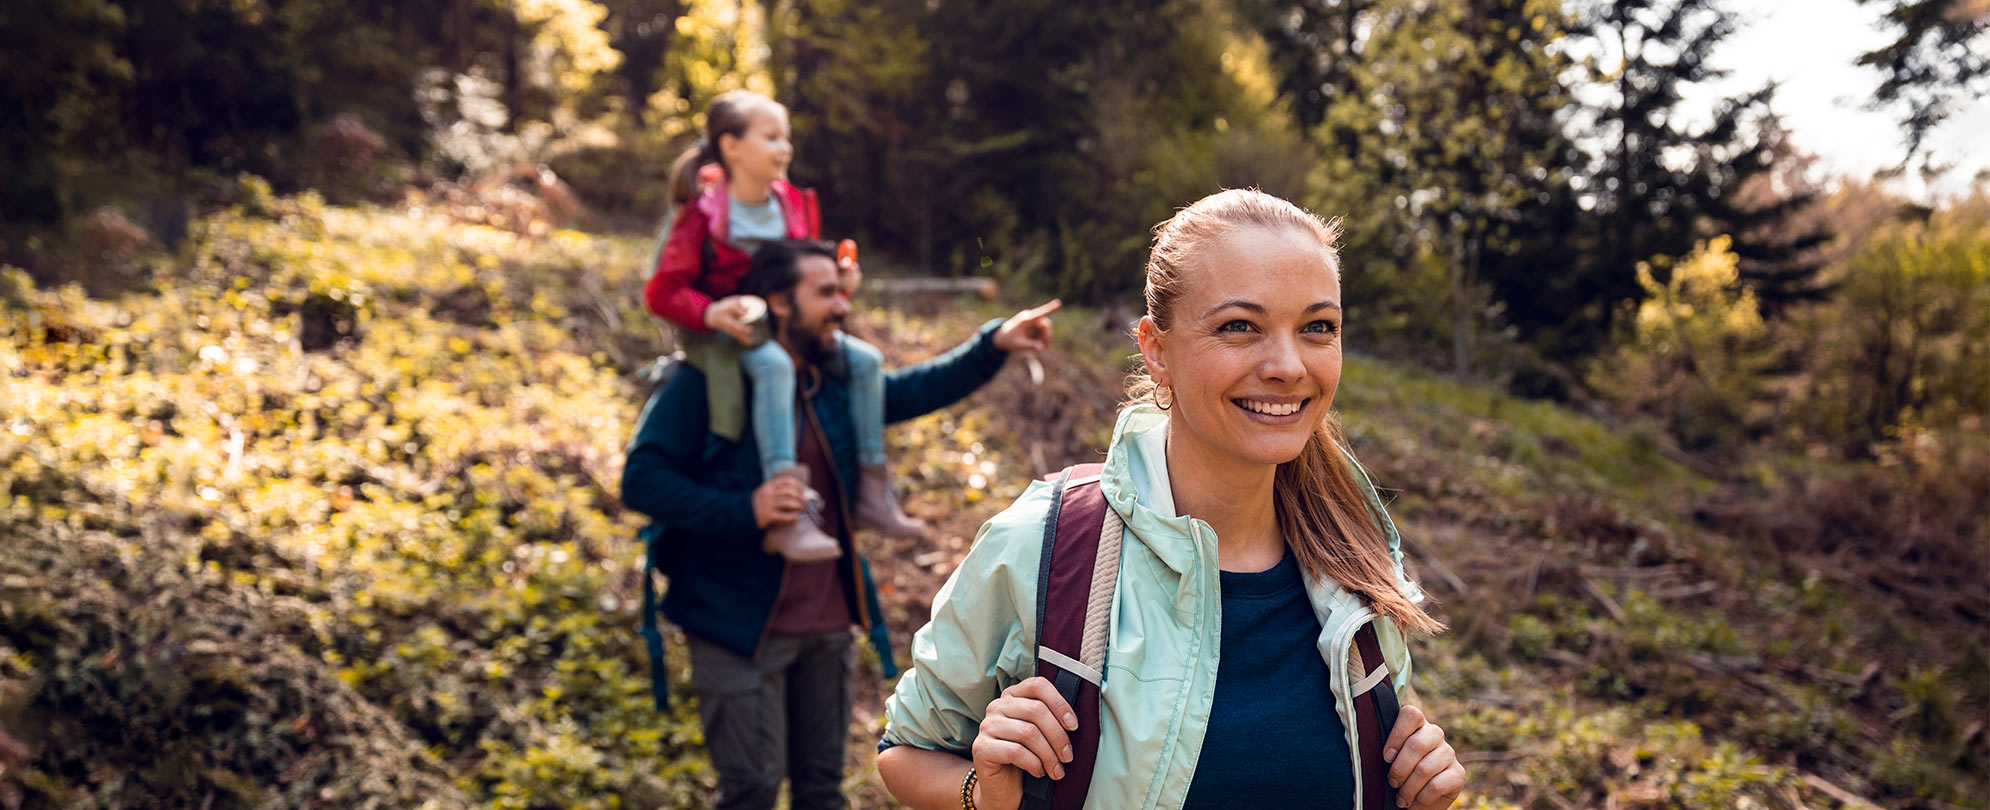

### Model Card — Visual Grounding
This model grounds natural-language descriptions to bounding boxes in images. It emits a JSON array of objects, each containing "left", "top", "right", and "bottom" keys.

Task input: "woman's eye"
[
  {"left": 1218, "top": 320, "right": 1254, "bottom": 333},
  {"left": 1303, "top": 320, "right": 1340, "bottom": 335}
]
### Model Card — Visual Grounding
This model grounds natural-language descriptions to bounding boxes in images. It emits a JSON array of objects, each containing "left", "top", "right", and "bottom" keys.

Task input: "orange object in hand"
[{"left": 837, "top": 239, "right": 858, "bottom": 269}]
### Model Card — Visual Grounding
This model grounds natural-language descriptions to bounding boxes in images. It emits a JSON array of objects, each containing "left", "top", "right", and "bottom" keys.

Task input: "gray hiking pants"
[{"left": 687, "top": 631, "right": 855, "bottom": 810}]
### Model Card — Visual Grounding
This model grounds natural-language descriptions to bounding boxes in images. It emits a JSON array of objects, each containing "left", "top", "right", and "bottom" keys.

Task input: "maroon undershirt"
[{"left": 766, "top": 395, "right": 853, "bottom": 634}]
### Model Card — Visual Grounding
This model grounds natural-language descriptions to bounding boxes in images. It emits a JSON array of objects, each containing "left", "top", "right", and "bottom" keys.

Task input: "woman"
[{"left": 875, "top": 189, "right": 1466, "bottom": 810}]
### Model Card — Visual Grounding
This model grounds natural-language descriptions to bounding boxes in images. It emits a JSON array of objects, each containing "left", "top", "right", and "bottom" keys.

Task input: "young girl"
[{"left": 645, "top": 90, "right": 922, "bottom": 561}]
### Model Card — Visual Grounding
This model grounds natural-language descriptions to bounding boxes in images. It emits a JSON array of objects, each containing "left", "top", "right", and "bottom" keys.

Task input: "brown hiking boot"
[
  {"left": 854, "top": 462, "right": 925, "bottom": 538},
  {"left": 762, "top": 466, "right": 842, "bottom": 561}
]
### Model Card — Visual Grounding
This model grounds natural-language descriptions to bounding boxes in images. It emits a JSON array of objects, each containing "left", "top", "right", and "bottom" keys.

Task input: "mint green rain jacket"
[{"left": 882, "top": 404, "right": 1424, "bottom": 810}]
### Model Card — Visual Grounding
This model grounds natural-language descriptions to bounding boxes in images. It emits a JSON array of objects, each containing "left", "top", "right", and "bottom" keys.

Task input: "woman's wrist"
[{"left": 968, "top": 766, "right": 1020, "bottom": 810}]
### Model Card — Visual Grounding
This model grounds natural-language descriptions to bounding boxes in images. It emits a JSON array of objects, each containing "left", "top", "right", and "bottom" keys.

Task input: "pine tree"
[
  {"left": 1855, "top": 0, "right": 1990, "bottom": 163},
  {"left": 1237, "top": 0, "right": 1372, "bottom": 129},
  {"left": 1552, "top": 0, "right": 1805, "bottom": 360},
  {"left": 779, "top": 0, "right": 1289, "bottom": 301},
  {"left": 1307, "top": 0, "right": 1585, "bottom": 375},
  {"left": 1710, "top": 115, "right": 1834, "bottom": 315}
]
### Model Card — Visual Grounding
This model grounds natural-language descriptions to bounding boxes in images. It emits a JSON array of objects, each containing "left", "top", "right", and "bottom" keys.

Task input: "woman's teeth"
[{"left": 1235, "top": 399, "right": 1304, "bottom": 416}]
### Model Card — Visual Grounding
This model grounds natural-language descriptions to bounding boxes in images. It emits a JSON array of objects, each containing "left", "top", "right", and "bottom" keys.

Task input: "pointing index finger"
[{"left": 1023, "top": 299, "right": 1063, "bottom": 320}]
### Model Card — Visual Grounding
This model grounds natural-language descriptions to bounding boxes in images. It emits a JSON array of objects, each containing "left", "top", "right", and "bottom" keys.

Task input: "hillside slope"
[{"left": 2, "top": 196, "right": 1982, "bottom": 809}]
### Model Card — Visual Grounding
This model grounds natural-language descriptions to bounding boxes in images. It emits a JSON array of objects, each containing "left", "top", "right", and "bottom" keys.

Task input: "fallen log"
[{"left": 869, "top": 277, "right": 1000, "bottom": 301}]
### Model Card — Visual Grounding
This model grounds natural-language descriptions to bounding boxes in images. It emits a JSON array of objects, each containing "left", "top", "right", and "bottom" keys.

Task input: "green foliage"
[
  {"left": 1308, "top": 0, "right": 1580, "bottom": 376},
  {"left": 1871, "top": 737, "right": 1950, "bottom": 799},
  {"left": 645, "top": 0, "right": 776, "bottom": 144},
  {"left": 1547, "top": 0, "right": 1802, "bottom": 362},
  {"left": 515, "top": 0, "right": 623, "bottom": 97},
  {"left": 780, "top": 0, "right": 1309, "bottom": 302},
  {"left": 1337, "top": 355, "right": 1692, "bottom": 500},
  {"left": 0, "top": 195, "right": 711, "bottom": 809},
  {"left": 3, "top": 190, "right": 1984, "bottom": 809},
  {"left": 1447, "top": 703, "right": 1794, "bottom": 807},
  {"left": 0, "top": 0, "right": 628, "bottom": 232},
  {"left": 1592, "top": 236, "right": 1774, "bottom": 452},
  {"left": 1782, "top": 191, "right": 1990, "bottom": 452}
]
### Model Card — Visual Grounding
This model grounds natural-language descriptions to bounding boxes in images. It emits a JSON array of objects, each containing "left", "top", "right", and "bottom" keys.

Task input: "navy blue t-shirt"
[{"left": 1181, "top": 553, "right": 1354, "bottom": 810}]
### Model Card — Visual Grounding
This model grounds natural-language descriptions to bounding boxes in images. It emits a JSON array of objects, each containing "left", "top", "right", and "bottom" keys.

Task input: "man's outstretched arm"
[{"left": 883, "top": 301, "right": 1059, "bottom": 423}]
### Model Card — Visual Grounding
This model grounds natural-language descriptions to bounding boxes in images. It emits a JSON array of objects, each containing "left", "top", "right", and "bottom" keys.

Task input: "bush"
[
  {"left": 1590, "top": 236, "right": 1773, "bottom": 453},
  {"left": 0, "top": 196, "right": 703, "bottom": 809}
]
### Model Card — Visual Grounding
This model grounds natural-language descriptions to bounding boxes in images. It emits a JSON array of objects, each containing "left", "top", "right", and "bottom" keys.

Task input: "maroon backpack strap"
[
  {"left": 1021, "top": 463, "right": 1111, "bottom": 810},
  {"left": 1351, "top": 622, "right": 1402, "bottom": 810}
]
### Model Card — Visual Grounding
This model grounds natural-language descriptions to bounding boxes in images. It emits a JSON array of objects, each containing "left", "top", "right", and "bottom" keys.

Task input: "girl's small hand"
[
  {"left": 836, "top": 239, "right": 860, "bottom": 296},
  {"left": 1383, "top": 705, "right": 1465, "bottom": 810},
  {"left": 839, "top": 260, "right": 862, "bottom": 297},
  {"left": 970, "top": 677, "right": 1079, "bottom": 810},
  {"left": 704, "top": 296, "right": 758, "bottom": 343}
]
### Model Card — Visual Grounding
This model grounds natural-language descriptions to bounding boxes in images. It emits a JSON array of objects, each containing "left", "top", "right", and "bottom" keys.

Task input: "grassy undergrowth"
[{"left": 3, "top": 193, "right": 1983, "bottom": 809}]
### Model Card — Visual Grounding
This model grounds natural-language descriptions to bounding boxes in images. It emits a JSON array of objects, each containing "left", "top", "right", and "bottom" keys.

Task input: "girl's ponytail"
[{"left": 668, "top": 139, "right": 716, "bottom": 206}]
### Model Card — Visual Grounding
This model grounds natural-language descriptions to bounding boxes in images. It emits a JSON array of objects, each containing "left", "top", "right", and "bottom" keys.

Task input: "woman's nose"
[{"left": 1260, "top": 336, "right": 1306, "bottom": 381}]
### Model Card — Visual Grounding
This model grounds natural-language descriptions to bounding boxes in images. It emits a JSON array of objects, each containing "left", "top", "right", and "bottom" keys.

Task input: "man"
[{"left": 622, "top": 239, "right": 1057, "bottom": 810}]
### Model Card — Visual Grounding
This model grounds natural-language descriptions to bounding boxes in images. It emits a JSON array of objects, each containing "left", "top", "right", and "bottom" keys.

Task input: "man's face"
[{"left": 770, "top": 254, "right": 850, "bottom": 363}]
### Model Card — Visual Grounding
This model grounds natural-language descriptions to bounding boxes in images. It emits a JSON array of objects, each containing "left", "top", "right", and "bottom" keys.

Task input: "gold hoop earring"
[{"left": 1153, "top": 385, "right": 1174, "bottom": 411}]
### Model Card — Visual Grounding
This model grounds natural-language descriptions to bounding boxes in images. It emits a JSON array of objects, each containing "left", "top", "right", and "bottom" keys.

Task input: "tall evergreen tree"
[
  {"left": 779, "top": 0, "right": 1289, "bottom": 301},
  {"left": 1708, "top": 115, "right": 1834, "bottom": 315},
  {"left": 1855, "top": 0, "right": 1990, "bottom": 162},
  {"left": 1237, "top": 0, "right": 1372, "bottom": 129},
  {"left": 1547, "top": 0, "right": 1815, "bottom": 361},
  {"left": 1301, "top": 0, "right": 1585, "bottom": 375}
]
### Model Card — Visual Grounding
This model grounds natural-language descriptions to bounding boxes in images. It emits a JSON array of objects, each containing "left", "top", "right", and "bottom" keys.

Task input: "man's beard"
[{"left": 779, "top": 314, "right": 841, "bottom": 365}]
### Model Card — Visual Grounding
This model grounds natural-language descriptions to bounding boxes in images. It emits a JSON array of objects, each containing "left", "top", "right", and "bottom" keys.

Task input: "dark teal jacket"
[{"left": 622, "top": 319, "right": 1011, "bottom": 706}]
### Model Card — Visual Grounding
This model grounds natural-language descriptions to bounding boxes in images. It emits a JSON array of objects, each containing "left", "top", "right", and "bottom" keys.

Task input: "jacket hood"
[
  {"left": 1097, "top": 405, "right": 1198, "bottom": 576},
  {"left": 693, "top": 178, "right": 811, "bottom": 243}
]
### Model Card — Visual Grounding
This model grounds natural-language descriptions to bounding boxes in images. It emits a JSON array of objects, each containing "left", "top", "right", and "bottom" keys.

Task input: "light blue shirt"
[{"left": 728, "top": 193, "right": 787, "bottom": 245}]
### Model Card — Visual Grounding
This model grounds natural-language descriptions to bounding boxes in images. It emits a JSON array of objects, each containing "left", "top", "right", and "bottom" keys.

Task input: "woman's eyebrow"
[
  {"left": 1203, "top": 299, "right": 1266, "bottom": 319},
  {"left": 1202, "top": 299, "right": 1342, "bottom": 318}
]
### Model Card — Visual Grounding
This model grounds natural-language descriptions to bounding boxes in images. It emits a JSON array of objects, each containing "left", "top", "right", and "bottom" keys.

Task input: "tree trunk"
[
  {"left": 1452, "top": 229, "right": 1471, "bottom": 377},
  {"left": 502, "top": 12, "right": 523, "bottom": 134}
]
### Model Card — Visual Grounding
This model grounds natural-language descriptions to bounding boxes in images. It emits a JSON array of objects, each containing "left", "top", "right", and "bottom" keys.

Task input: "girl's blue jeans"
[{"left": 740, "top": 332, "right": 887, "bottom": 477}]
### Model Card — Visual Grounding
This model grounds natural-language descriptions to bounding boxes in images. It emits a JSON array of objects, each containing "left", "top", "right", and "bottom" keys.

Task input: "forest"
[{"left": 1, "top": 0, "right": 1986, "bottom": 808}]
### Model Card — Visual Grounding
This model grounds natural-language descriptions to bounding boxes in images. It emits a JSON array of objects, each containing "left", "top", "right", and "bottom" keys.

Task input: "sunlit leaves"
[{"left": 0, "top": 194, "right": 694, "bottom": 807}]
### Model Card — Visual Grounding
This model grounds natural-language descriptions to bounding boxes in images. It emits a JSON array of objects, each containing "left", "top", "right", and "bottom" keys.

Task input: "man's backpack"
[{"left": 1026, "top": 464, "right": 1402, "bottom": 810}]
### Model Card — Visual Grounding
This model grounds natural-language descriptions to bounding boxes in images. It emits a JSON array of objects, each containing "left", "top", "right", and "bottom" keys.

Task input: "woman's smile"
[{"left": 1231, "top": 396, "right": 1311, "bottom": 422}]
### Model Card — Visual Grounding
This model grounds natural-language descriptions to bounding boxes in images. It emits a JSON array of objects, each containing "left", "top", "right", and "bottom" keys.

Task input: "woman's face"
[
  {"left": 1137, "top": 226, "right": 1342, "bottom": 469},
  {"left": 719, "top": 106, "right": 792, "bottom": 185}
]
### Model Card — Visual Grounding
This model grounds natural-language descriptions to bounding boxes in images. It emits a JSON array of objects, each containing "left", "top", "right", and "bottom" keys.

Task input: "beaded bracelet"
[{"left": 960, "top": 766, "right": 978, "bottom": 810}]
